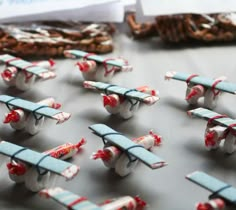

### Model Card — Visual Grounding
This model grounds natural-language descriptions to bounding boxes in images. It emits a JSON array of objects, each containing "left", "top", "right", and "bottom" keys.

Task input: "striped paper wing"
[
  {"left": 0, "top": 54, "right": 51, "bottom": 78},
  {"left": 188, "top": 108, "right": 236, "bottom": 132},
  {"left": 165, "top": 72, "right": 236, "bottom": 94},
  {"left": 40, "top": 188, "right": 101, "bottom": 210}
]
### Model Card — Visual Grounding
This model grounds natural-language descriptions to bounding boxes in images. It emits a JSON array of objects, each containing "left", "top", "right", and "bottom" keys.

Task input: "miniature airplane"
[
  {"left": 0, "top": 54, "right": 56, "bottom": 91},
  {"left": 0, "top": 95, "right": 71, "bottom": 135},
  {"left": 186, "top": 171, "right": 236, "bottom": 210},
  {"left": 0, "top": 141, "right": 80, "bottom": 192},
  {"left": 91, "top": 129, "right": 162, "bottom": 176},
  {"left": 40, "top": 187, "right": 147, "bottom": 210},
  {"left": 64, "top": 49, "right": 132, "bottom": 82},
  {"left": 7, "top": 139, "right": 85, "bottom": 185},
  {"left": 165, "top": 71, "right": 236, "bottom": 109},
  {"left": 89, "top": 124, "right": 167, "bottom": 177},
  {"left": 188, "top": 107, "right": 236, "bottom": 154},
  {"left": 83, "top": 81, "right": 159, "bottom": 119}
]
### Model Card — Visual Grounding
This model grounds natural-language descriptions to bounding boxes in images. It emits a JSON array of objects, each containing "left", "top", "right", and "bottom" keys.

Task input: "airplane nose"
[
  {"left": 103, "top": 95, "right": 119, "bottom": 107},
  {"left": 186, "top": 88, "right": 198, "bottom": 100},
  {"left": 3, "top": 110, "right": 20, "bottom": 123},
  {"left": 1, "top": 70, "right": 12, "bottom": 80},
  {"left": 76, "top": 61, "right": 89, "bottom": 72},
  {"left": 48, "top": 59, "right": 55, "bottom": 67}
]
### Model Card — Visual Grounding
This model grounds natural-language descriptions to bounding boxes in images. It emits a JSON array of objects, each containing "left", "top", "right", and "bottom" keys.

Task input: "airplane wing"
[
  {"left": 0, "top": 141, "right": 79, "bottom": 180},
  {"left": 89, "top": 124, "right": 166, "bottom": 169},
  {"left": 165, "top": 71, "right": 236, "bottom": 94},
  {"left": 188, "top": 107, "right": 236, "bottom": 132},
  {"left": 186, "top": 171, "right": 236, "bottom": 204},
  {"left": 64, "top": 50, "right": 128, "bottom": 68},
  {"left": 0, "top": 54, "right": 55, "bottom": 79},
  {"left": 84, "top": 81, "right": 159, "bottom": 105},
  {"left": 0, "top": 95, "right": 71, "bottom": 124},
  {"left": 40, "top": 188, "right": 102, "bottom": 210}
]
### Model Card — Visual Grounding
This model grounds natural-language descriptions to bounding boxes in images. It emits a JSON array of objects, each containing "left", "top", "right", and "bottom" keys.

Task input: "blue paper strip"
[
  {"left": 170, "top": 72, "right": 236, "bottom": 94},
  {"left": 85, "top": 82, "right": 154, "bottom": 103},
  {"left": 189, "top": 108, "right": 236, "bottom": 131},
  {"left": 187, "top": 171, "right": 236, "bottom": 204},
  {"left": 49, "top": 189, "right": 102, "bottom": 210},
  {"left": 65, "top": 50, "right": 127, "bottom": 68}
]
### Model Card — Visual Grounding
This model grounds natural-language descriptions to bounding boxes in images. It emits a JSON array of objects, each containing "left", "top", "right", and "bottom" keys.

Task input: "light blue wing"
[
  {"left": 40, "top": 188, "right": 102, "bottom": 210},
  {"left": 0, "top": 95, "right": 70, "bottom": 123},
  {"left": 0, "top": 54, "right": 51, "bottom": 78},
  {"left": 188, "top": 108, "right": 236, "bottom": 132},
  {"left": 167, "top": 72, "right": 236, "bottom": 94},
  {"left": 0, "top": 141, "right": 79, "bottom": 180},
  {"left": 89, "top": 124, "right": 166, "bottom": 169},
  {"left": 84, "top": 81, "right": 159, "bottom": 105},
  {"left": 64, "top": 50, "right": 127, "bottom": 68},
  {"left": 186, "top": 171, "right": 236, "bottom": 204}
]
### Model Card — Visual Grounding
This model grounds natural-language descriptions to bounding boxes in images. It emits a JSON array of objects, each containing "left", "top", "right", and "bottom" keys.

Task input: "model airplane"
[
  {"left": 0, "top": 54, "right": 56, "bottom": 91},
  {"left": 188, "top": 107, "right": 236, "bottom": 154},
  {"left": 0, "top": 95, "right": 71, "bottom": 135},
  {"left": 186, "top": 171, "right": 236, "bottom": 210},
  {"left": 0, "top": 141, "right": 80, "bottom": 192},
  {"left": 64, "top": 50, "right": 132, "bottom": 82},
  {"left": 91, "top": 129, "right": 162, "bottom": 176},
  {"left": 83, "top": 81, "right": 159, "bottom": 119},
  {"left": 89, "top": 124, "right": 167, "bottom": 177},
  {"left": 40, "top": 187, "right": 147, "bottom": 210},
  {"left": 165, "top": 71, "right": 236, "bottom": 109}
]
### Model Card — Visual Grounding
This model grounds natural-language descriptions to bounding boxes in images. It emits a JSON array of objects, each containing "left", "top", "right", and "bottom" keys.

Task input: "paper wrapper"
[
  {"left": 156, "top": 13, "right": 236, "bottom": 43},
  {"left": 0, "top": 21, "right": 115, "bottom": 58},
  {"left": 126, "top": 12, "right": 157, "bottom": 38},
  {"left": 127, "top": 12, "right": 236, "bottom": 43}
]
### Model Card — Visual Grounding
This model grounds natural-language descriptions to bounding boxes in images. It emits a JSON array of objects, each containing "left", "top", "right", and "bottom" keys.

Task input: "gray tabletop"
[{"left": 0, "top": 24, "right": 236, "bottom": 210}]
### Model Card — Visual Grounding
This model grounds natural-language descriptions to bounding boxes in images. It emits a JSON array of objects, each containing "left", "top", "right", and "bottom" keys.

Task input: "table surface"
[{"left": 0, "top": 24, "right": 236, "bottom": 210}]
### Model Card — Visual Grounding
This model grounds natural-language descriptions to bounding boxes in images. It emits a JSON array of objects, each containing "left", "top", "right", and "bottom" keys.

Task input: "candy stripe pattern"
[{"left": 0, "top": 54, "right": 55, "bottom": 79}]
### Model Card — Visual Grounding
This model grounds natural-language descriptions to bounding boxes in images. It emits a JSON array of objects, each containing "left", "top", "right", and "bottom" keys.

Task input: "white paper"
[
  {"left": 136, "top": 0, "right": 154, "bottom": 23},
  {"left": 0, "top": 0, "right": 117, "bottom": 18},
  {"left": 0, "top": 0, "right": 124, "bottom": 22},
  {"left": 58, "top": 1, "right": 125, "bottom": 23},
  {"left": 136, "top": 0, "right": 236, "bottom": 22},
  {"left": 121, "top": 0, "right": 136, "bottom": 11}
]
